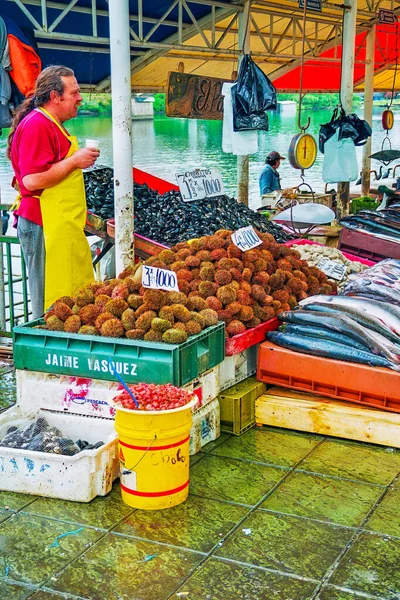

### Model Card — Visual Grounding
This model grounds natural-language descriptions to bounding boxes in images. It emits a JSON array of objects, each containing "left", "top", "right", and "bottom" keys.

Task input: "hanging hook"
[
  {"left": 297, "top": 0, "right": 310, "bottom": 132},
  {"left": 387, "top": 22, "right": 399, "bottom": 111},
  {"left": 297, "top": 94, "right": 310, "bottom": 131}
]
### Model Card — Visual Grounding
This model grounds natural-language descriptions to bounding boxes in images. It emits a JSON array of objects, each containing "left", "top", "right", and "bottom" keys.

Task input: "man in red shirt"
[{"left": 7, "top": 65, "right": 100, "bottom": 318}]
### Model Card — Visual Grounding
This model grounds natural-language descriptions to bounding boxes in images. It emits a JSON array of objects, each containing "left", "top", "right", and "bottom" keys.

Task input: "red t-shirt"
[{"left": 10, "top": 109, "right": 71, "bottom": 226}]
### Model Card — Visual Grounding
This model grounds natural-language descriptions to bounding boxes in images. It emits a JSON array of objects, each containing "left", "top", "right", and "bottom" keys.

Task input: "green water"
[{"left": 1, "top": 108, "right": 399, "bottom": 212}]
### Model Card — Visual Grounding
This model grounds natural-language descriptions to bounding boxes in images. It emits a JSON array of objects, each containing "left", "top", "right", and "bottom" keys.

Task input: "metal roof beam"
[
  {"left": 5, "top": 0, "right": 218, "bottom": 29},
  {"left": 9, "top": 0, "right": 43, "bottom": 30},
  {"left": 37, "top": 41, "right": 143, "bottom": 55},
  {"left": 254, "top": 0, "right": 376, "bottom": 19},
  {"left": 163, "top": 50, "right": 369, "bottom": 63},
  {"left": 94, "top": 2, "right": 239, "bottom": 91}
]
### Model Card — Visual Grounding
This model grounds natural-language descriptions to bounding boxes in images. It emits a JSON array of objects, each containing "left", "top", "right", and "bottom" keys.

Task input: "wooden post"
[{"left": 361, "top": 25, "right": 375, "bottom": 198}]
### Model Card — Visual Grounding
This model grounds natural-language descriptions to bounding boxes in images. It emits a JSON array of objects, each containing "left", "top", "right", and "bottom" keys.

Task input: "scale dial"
[
  {"left": 288, "top": 132, "right": 318, "bottom": 170},
  {"left": 382, "top": 109, "right": 394, "bottom": 131}
]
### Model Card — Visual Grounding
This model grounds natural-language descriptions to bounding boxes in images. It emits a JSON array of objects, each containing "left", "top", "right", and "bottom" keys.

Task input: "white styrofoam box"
[
  {"left": 218, "top": 344, "right": 259, "bottom": 392},
  {"left": 184, "top": 366, "right": 220, "bottom": 410},
  {"left": 17, "top": 366, "right": 220, "bottom": 418},
  {"left": 0, "top": 406, "right": 119, "bottom": 502},
  {"left": 16, "top": 370, "right": 119, "bottom": 418},
  {"left": 190, "top": 398, "right": 220, "bottom": 456}
]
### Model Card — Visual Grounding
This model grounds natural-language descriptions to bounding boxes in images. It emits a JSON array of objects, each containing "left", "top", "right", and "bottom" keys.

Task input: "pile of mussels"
[
  {"left": 84, "top": 166, "right": 292, "bottom": 245},
  {"left": 0, "top": 416, "right": 104, "bottom": 456}
]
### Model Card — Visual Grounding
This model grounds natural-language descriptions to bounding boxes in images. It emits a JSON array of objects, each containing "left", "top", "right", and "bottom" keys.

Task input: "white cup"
[{"left": 85, "top": 139, "right": 100, "bottom": 150}]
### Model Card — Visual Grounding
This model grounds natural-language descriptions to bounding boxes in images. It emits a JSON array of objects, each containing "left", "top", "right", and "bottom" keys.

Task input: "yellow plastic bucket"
[{"left": 114, "top": 398, "right": 196, "bottom": 510}]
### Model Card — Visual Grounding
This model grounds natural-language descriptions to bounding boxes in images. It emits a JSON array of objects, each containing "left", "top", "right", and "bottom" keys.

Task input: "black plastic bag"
[
  {"left": 319, "top": 107, "right": 371, "bottom": 154},
  {"left": 232, "top": 54, "right": 276, "bottom": 132},
  {"left": 319, "top": 107, "right": 341, "bottom": 154},
  {"left": 339, "top": 113, "right": 372, "bottom": 146}
]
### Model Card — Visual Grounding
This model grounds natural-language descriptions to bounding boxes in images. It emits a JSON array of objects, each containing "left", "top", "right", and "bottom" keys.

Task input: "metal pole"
[
  {"left": 237, "top": 0, "right": 250, "bottom": 206},
  {"left": 337, "top": 0, "right": 357, "bottom": 219},
  {"left": 361, "top": 25, "right": 375, "bottom": 198},
  {"left": 109, "top": 0, "right": 134, "bottom": 274},
  {"left": 0, "top": 242, "right": 5, "bottom": 331}
]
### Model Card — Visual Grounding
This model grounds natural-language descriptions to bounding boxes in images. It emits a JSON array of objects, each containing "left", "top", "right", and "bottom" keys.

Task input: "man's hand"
[
  {"left": 23, "top": 148, "right": 100, "bottom": 191},
  {"left": 72, "top": 148, "right": 100, "bottom": 169}
]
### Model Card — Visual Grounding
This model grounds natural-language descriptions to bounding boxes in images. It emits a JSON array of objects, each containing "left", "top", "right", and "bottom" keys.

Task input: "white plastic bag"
[
  {"left": 222, "top": 82, "right": 258, "bottom": 156},
  {"left": 322, "top": 130, "right": 358, "bottom": 183}
]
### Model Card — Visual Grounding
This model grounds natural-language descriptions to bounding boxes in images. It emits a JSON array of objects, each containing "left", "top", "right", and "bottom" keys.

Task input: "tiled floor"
[{"left": 0, "top": 370, "right": 400, "bottom": 599}]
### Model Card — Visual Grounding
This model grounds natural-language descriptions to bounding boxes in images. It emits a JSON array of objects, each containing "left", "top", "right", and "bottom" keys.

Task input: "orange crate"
[{"left": 257, "top": 341, "right": 400, "bottom": 413}]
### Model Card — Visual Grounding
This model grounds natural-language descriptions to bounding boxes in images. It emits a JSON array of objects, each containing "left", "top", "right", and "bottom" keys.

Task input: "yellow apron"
[{"left": 38, "top": 108, "right": 94, "bottom": 310}]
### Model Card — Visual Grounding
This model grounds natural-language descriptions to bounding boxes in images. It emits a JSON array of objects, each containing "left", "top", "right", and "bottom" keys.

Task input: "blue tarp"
[{"left": 0, "top": 1, "right": 220, "bottom": 86}]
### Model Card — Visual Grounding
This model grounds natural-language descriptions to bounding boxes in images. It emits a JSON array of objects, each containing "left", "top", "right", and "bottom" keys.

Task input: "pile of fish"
[
  {"left": 84, "top": 166, "right": 292, "bottom": 245},
  {"left": 0, "top": 416, "right": 104, "bottom": 455},
  {"left": 341, "top": 259, "right": 400, "bottom": 304},
  {"left": 267, "top": 291, "right": 400, "bottom": 372},
  {"left": 341, "top": 208, "right": 400, "bottom": 243}
]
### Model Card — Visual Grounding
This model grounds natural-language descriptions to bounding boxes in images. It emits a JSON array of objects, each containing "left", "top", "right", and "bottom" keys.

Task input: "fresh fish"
[
  {"left": 282, "top": 323, "right": 370, "bottom": 352},
  {"left": 302, "top": 303, "right": 400, "bottom": 346},
  {"left": 267, "top": 331, "right": 400, "bottom": 371},
  {"left": 358, "top": 211, "right": 400, "bottom": 231},
  {"left": 279, "top": 310, "right": 400, "bottom": 363},
  {"left": 341, "top": 219, "right": 400, "bottom": 243},
  {"left": 299, "top": 295, "right": 400, "bottom": 339},
  {"left": 342, "top": 281, "right": 400, "bottom": 305},
  {"left": 341, "top": 216, "right": 400, "bottom": 239}
]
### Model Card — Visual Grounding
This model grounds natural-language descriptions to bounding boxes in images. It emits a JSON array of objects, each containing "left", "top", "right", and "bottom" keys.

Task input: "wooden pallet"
[{"left": 255, "top": 387, "right": 400, "bottom": 448}]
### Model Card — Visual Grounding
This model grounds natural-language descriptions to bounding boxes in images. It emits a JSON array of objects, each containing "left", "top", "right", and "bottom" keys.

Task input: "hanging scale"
[{"left": 287, "top": 0, "right": 317, "bottom": 186}]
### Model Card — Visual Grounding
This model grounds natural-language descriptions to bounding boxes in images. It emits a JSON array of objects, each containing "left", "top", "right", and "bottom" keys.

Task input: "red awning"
[{"left": 272, "top": 22, "right": 399, "bottom": 92}]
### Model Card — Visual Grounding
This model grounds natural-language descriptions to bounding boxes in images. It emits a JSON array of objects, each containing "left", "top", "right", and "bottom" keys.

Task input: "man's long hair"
[{"left": 7, "top": 65, "right": 74, "bottom": 159}]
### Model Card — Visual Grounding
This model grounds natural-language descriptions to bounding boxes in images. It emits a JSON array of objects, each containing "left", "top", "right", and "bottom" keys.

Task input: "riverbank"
[{"left": 78, "top": 92, "right": 365, "bottom": 117}]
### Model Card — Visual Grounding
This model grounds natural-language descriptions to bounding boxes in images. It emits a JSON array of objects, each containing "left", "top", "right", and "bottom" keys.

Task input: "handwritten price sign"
[
  {"left": 142, "top": 265, "right": 179, "bottom": 292},
  {"left": 176, "top": 168, "right": 224, "bottom": 202},
  {"left": 317, "top": 258, "right": 346, "bottom": 281},
  {"left": 231, "top": 226, "right": 262, "bottom": 252}
]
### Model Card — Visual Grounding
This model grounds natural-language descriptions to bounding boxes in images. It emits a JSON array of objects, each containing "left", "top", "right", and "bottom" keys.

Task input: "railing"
[{"left": 0, "top": 236, "right": 30, "bottom": 337}]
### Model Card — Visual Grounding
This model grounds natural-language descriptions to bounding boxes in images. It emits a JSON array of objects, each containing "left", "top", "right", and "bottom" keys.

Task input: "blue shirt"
[{"left": 259, "top": 164, "right": 281, "bottom": 195}]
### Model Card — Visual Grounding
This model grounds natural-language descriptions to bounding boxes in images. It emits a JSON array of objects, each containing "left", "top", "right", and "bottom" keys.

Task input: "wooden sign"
[{"left": 166, "top": 72, "right": 228, "bottom": 120}]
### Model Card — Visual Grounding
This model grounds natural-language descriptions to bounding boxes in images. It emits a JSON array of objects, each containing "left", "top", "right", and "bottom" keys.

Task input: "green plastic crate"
[
  {"left": 351, "top": 197, "right": 379, "bottom": 214},
  {"left": 218, "top": 376, "right": 266, "bottom": 436},
  {"left": 12, "top": 320, "right": 225, "bottom": 386}
]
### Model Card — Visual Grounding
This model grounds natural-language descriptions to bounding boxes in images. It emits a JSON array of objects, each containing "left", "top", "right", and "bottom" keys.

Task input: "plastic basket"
[
  {"left": 218, "top": 376, "right": 266, "bottom": 435},
  {"left": 257, "top": 341, "right": 400, "bottom": 413},
  {"left": 13, "top": 321, "right": 225, "bottom": 387},
  {"left": 225, "top": 319, "right": 280, "bottom": 356},
  {"left": 0, "top": 406, "right": 118, "bottom": 502}
]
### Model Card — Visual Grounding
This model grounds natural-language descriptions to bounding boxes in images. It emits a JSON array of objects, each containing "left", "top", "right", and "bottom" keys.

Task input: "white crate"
[
  {"left": 16, "top": 370, "right": 119, "bottom": 418},
  {"left": 190, "top": 398, "right": 220, "bottom": 456},
  {"left": 218, "top": 344, "right": 258, "bottom": 392},
  {"left": 0, "top": 406, "right": 119, "bottom": 502},
  {"left": 16, "top": 366, "right": 220, "bottom": 418},
  {"left": 184, "top": 366, "right": 220, "bottom": 410}
]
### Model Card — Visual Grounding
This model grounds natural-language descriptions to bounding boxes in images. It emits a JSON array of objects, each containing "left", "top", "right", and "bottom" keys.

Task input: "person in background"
[
  {"left": 7, "top": 65, "right": 99, "bottom": 319},
  {"left": 259, "top": 151, "right": 285, "bottom": 196}
]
